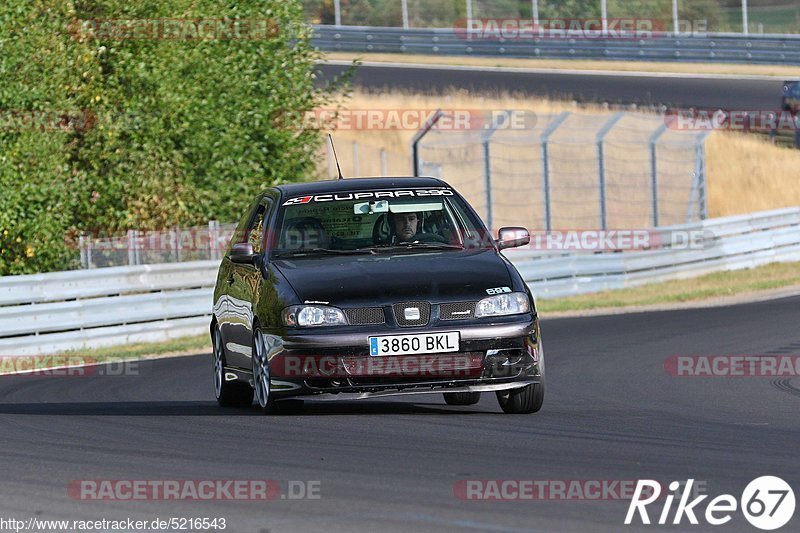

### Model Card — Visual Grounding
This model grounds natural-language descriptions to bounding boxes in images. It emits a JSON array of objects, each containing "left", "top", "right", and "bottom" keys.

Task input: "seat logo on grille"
[{"left": 404, "top": 307, "right": 421, "bottom": 320}]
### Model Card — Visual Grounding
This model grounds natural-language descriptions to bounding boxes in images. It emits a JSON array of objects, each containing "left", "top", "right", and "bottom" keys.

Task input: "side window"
[
  {"left": 248, "top": 208, "right": 265, "bottom": 253},
  {"left": 248, "top": 198, "right": 274, "bottom": 254},
  {"left": 229, "top": 202, "right": 259, "bottom": 253}
]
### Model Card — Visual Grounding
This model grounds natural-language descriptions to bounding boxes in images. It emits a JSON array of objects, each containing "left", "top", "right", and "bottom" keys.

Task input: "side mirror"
[
  {"left": 230, "top": 242, "right": 258, "bottom": 264},
  {"left": 496, "top": 227, "right": 530, "bottom": 250}
]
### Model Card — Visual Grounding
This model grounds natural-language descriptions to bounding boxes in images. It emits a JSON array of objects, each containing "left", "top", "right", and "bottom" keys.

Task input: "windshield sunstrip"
[{"left": 282, "top": 189, "right": 454, "bottom": 206}]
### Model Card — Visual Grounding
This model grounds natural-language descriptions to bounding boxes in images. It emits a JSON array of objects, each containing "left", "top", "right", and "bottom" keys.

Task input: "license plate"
[{"left": 369, "top": 332, "right": 460, "bottom": 357}]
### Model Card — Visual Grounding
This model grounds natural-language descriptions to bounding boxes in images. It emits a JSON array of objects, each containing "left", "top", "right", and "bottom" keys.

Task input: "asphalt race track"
[
  {"left": 316, "top": 62, "right": 782, "bottom": 110},
  {"left": 1, "top": 295, "right": 799, "bottom": 532}
]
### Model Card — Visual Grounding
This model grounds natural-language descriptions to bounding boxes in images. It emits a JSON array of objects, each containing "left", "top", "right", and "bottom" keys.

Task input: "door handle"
[{"left": 227, "top": 274, "right": 235, "bottom": 285}]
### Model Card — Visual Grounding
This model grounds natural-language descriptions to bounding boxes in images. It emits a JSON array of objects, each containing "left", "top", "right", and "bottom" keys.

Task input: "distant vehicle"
[
  {"left": 780, "top": 81, "right": 800, "bottom": 147},
  {"left": 781, "top": 81, "right": 800, "bottom": 112},
  {"left": 210, "top": 177, "right": 544, "bottom": 414}
]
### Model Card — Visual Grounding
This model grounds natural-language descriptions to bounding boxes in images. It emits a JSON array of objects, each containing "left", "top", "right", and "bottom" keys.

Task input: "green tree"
[{"left": 0, "top": 0, "right": 343, "bottom": 274}]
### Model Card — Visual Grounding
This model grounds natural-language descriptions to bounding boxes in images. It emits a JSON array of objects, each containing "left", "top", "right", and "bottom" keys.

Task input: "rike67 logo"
[{"left": 625, "top": 477, "right": 795, "bottom": 530}]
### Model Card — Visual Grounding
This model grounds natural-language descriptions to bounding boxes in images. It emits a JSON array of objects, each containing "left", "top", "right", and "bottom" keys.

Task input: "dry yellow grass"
[
  {"left": 324, "top": 52, "right": 796, "bottom": 78},
  {"left": 321, "top": 89, "right": 800, "bottom": 220},
  {"left": 706, "top": 132, "right": 800, "bottom": 217}
]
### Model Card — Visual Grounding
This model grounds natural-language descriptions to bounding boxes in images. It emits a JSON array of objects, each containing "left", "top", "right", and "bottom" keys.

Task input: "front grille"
[
  {"left": 344, "top": 307, "right": 386, "bottom": 325},
  {"left": 392, "top": 301, "right": 430, "bottom": 327},
  {"left": 440, "top": 301, "right": 476, "bottom": 321}
]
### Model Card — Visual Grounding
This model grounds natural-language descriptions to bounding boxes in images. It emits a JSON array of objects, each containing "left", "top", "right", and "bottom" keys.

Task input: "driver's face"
[{"left": 393, "top": 213, "right": 418, "bottom": 241}]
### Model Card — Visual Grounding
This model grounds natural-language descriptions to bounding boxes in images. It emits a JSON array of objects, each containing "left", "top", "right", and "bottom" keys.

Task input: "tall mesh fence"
[
  {"left": 416, "top": 111, "right": 709, "bottom": 231},
  {"left": 79, "top": 112, "right": 708, "bottom": 268}
]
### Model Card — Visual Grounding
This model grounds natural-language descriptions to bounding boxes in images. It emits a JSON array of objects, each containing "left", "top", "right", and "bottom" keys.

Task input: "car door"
[{"left": 226, "top": 195, "right": 274, "bottom": 369}]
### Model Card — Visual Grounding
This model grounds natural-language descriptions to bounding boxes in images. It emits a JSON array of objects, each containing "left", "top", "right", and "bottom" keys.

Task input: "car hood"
[{"left": 273, "top": 249, "right": 512, "bottom": 306}]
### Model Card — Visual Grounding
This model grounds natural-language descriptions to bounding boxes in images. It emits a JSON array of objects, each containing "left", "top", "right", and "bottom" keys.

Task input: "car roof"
[{"left": 272, "top": 176, "right": 448, "bottom": 196}]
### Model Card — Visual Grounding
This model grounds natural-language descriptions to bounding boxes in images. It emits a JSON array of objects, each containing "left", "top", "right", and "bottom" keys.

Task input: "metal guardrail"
[
  {"left": 0, "top": 261, "right": 217, "bottom": 356},
  {"left": 506, "top": 207, "right": 800, "bottom": 298},
  {"left": 311, "top": 25, "right": 800, "bottom": 64},
  {"left": 1, "top": 207, "right": 798, "bottom": 356}
]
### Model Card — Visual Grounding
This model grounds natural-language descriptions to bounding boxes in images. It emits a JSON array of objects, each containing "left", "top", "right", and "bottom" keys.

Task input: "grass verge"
[
  {"left": 324, "top": 51, "right": 797, "bottom": 78},
  {"left": 58, "top": 334, "right": 211, "bottom": 363},
  {"left": 537, "top": 261, "right": 800, "bottom": 313}
]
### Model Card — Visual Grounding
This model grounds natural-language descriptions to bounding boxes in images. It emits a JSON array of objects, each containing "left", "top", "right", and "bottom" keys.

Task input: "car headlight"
[
  {"left": 282, "top": 305, "right": 348, "bottom": 327},
  {"left": 474, "top": 292, "right": 530, "bottom": 318}
]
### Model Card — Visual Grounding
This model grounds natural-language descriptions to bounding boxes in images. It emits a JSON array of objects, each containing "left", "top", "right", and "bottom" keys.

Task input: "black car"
[{"left": 210, "top": 177, "right": 544, "bottom": 414}]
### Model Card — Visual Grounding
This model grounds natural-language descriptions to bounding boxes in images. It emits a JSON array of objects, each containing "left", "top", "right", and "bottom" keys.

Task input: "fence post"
[
  {"left": 174, "top": 227, "right": 182, "bottom": 262},
  {"left": 648, "top": 123, "right": 668, "bottom": 227},
  {"left": 411, "top": 109, "right": 443, "bottom": 176},
  {"left": 482, "top": 140, "right": 493, "bottom": 232},
  {"left": 596, "top": 112, "right": 625, "bottom": 230},
  {"left": 209, "top": 220, "right": 220, "bottom": 261},
  {"left": 695, "top": 131, "right": 712, "bottom": 220},
  {"left": 127, "top": 229, "right": 136, "bottom": 266},
  {"left": 742, "top": 0, "right": 749, "bottom": 35},
  {"left": 481, "top": 111, "right": 512, "bottom": 232},
  {"left": 540, "top": 112, "right": 570, "bottom": 231},
  {"left": 79, "top": 234, "right": 87, "bottom": 269},
  {"left": 380, "top": 147, "right": 388, "bottom": 176}
]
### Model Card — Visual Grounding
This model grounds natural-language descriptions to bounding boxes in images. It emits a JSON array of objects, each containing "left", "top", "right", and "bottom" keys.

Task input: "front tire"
[
  {"left": 213, "top": 325, "right": 253, "bottom": 407},
  {"left": 252, "top": 329, "right": 275, "bottom": 414},
  {"left": 443, "top": 392, "right": 481, "bottom": 405},
  {"left": 497, "top": 341, "right": 545, "bottom": 414}
]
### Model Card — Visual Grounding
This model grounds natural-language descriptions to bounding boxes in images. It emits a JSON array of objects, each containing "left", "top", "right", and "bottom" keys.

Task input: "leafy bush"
[{"left": 1, "top": 0, "right": 341, "bottom": 275}]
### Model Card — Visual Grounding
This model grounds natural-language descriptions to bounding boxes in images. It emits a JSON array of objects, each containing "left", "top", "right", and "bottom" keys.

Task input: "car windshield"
[{"left": 272, "top": 188, "right": 491, "bottom": 256}]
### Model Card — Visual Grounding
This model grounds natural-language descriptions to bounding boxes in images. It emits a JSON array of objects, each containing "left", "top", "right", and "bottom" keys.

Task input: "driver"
[{"left": 391, "top": 212, "right": 419, "bottom": 242}]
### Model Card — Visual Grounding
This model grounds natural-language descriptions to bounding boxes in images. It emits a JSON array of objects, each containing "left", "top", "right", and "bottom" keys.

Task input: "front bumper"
[{"left": 240, "top": 315, "right": 543, "bottom": 399}]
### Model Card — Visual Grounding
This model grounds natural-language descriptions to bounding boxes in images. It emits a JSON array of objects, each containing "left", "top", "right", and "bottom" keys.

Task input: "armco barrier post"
[
  {"left": 411, "top": 109, "right": 443, "bottom": 176},
  {"left": 596, "top": 112, "right": 625, "bottom": 230},
  {"left": 648, "top": 123, "right": 668, "bottom": 227},
  {"left": 540, "top": 112, "right": 570, "bottom": 232}
]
